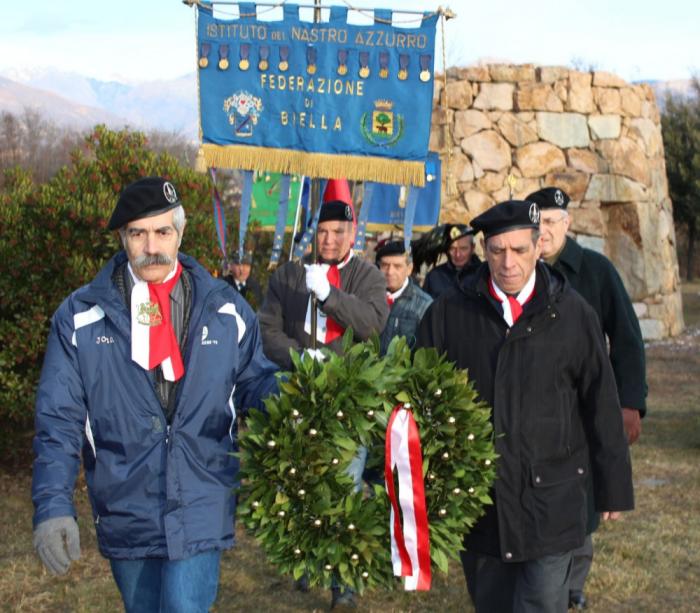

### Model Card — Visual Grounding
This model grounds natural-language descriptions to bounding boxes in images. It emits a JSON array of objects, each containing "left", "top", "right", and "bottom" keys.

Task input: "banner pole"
[{"left": 309, "top": 0, "right": 322, "bottom": 350}]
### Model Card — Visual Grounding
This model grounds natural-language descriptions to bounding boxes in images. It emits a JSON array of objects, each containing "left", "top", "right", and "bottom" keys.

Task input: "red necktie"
[
  {"left": 324, "top": 264, "right": 344, "bottom": 343},
  {"left": 147, "top": 263, "right": 184, "bottom": 380},
  {"left": 386, "top": 293, "right": 395, "bottom": 307}
]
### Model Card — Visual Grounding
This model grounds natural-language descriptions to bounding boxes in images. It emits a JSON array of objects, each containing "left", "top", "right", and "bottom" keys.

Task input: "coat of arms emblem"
[{"left": 136, "top": 301, "right": 163, "bottom": 326}]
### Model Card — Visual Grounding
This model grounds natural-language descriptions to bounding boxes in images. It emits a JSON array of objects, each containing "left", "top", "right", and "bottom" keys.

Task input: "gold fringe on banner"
[
  {"left": 194, "top": 147, "right": 208, "bottom": 173},
  {"left": 201, "top": 144, "right": 426, "bottom": 188}
]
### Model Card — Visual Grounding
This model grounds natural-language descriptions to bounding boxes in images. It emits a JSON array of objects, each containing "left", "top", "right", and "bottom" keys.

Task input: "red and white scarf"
[
  {"left": 304, "top": 251, "right": 353, "bottom": 344},
  {"left": 488, "top": 270, "right": 536, "bottom": 327},
  {"left": 386, "top": 277, "right": 409, "bottom": 307},
  {"left": 130, "top": 262, "right": 184, "bottom": 381}
]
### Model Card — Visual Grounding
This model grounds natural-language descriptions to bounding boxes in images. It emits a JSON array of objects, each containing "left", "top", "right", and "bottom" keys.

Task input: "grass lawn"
[{"left": 3, "top": 283, "right": 699, "bottom": 612}]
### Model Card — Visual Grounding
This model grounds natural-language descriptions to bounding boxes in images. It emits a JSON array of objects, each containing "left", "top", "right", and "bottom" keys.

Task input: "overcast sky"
[{"left": 1, "top": 0, "right": 698, "bottom": 83}]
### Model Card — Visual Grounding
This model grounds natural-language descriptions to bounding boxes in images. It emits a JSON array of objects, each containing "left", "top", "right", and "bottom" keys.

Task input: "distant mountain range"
[
  {"left": 0, "top": 67, "right": 199, "bottom": 139},
  {"left": 0, "top": 67, "right": 694, "bottom": 140}
]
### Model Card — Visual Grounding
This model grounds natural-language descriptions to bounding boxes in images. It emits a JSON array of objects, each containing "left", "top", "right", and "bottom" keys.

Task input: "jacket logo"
[
  {"left": 136, "top": 301, "right": 162, "bottom": 326},
  {"left": 96, "top": 336, "right": 115, "bottom": 344},
  {"left": 201, "top": 325, "right": 218, "bottom": 345}
]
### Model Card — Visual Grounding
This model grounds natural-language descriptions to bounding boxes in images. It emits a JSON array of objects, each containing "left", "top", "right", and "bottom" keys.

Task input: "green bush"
[{"left": 0, "top": 126, "right": 224, "bottom": 464}]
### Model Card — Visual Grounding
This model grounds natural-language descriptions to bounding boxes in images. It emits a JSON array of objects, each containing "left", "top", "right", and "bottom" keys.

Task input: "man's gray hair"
[{"left": 118, "top": 205, "right": 186, "bottom": 247}]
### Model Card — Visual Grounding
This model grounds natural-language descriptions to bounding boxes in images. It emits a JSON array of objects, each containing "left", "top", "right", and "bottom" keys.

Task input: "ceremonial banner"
[
  {"left": 196, "top": 3, "right": 439, "bottom": 186},
  {"left": 249, "top": 171, "right": 303, "bottom": 230},
  {"left": 365, "top": 151, "right": 441, "bottom": 231}
]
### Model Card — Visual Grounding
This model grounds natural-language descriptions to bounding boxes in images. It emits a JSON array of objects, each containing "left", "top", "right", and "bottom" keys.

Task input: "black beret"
[
  {"left": 230, "top": 251, "right": 253, "bottom": 265},
  {"left": 375, "top": 239, "right": 406, "bottom": 264},
  {"left": 445, "top": 224, "right": 474, "bottom": 248},
  {"left": 318, "top": 200, "right": 353, "bottom": 224},
  {"left": 108, "top": 177, "right": 181, "bottom": 230},
  {"left": 471, "top": 200, "right": 541, "bottom": 239},
  {"left": 525, "top": 187, "right": 570, "bottom": 210}
]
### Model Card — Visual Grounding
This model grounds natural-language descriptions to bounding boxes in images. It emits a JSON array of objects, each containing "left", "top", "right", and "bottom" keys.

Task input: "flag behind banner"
[
  {"left": 249, "top": 172, "right": 303, "bottom": 230},
  {"left": 365, "top": 152, "right": 441, "bottom": 232},
  {"left": 195, "top": 3, "right": 439, "bottom": 187}
]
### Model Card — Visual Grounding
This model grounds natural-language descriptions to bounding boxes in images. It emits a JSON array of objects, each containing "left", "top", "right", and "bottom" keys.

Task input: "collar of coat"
[
  {"left": 463, "top": 260, "right": 570, "bottom": 311},
  {"left": 553, "top": 236, "right": 584, "bottom": 275},
  {"left": 80, "top": 250, "right": 228, "bottom": 329}
]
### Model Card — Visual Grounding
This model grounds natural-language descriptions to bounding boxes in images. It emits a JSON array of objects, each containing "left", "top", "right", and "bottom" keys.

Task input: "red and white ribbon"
[{"left": 385, "top": 403, "right": 431, "bottom": 591}]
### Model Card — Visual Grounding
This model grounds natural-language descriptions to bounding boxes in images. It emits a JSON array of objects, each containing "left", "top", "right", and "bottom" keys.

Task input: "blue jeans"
[{"left": 110, "top": 550, "right": 221, "bottom": 613}]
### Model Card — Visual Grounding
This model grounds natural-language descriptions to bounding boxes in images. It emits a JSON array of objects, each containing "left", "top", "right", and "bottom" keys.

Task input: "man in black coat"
[
  {"left": 416, "top": 200, "right": 634, "bottom": 613},
  {"left": 527, "top": 186, "right": 647, "bottom": 609},
  {"left": 223, "top": 251, "right": 264, "bottom": 309},
  {"left": 422, "top": 224, "right": 481, "bottom": 298}
]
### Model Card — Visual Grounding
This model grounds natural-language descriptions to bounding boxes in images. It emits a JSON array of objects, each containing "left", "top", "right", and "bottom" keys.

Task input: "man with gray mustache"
[{"left": 31, "top": 177, "right": 278, "bottom": 612}]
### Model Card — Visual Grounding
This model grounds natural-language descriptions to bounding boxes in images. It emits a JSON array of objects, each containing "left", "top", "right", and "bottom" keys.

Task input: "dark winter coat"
[
  {"left": 550, "top": 237, "right": 647, "bottom": 413},
  {"left": 379, "top": 280, "right": 432, "bottom": 355},
  {"left": 258, "top": 255, "right": 389, "bottom": 369},
  {"left": 422, "top": 254, "right": 481, "bottom": 299},
  {"left": 224, "top": 274, "right": 264, "bottom": 310},
  {"left": 416, "top": 261, "right": 634, "bottom": 562},
  {"left": 32, "top": 252, "right": 278, "bottom": 561}
]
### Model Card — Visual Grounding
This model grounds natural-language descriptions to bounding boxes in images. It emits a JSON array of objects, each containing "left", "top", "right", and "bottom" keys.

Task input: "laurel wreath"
[
  {"left": 237, "top": 333, "right": 497, "bottom": 593},
  {"left": 359, "top": 112, "right": 406, "bottom": 148}
]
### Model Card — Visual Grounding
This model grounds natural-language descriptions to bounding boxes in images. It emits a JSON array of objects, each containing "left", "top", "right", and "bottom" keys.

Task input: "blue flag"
[{"left": 195, "top": 3, "right": 439, "bottom": 187}]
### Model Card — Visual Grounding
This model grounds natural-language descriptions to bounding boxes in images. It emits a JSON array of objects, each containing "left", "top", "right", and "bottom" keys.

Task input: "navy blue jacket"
[
  {"left": 379, "top": 280, "right": 432, "bottom": 355},
  {"left": 422, "top": 255, "right": 481, "bottom": 299},
  {"left": 32, "top": 252, "right": 278, "bottom": 560}
]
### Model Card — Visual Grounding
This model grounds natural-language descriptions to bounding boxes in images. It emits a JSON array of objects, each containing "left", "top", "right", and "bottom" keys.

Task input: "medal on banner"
[
  {"left": 258, "top": 45, "right": 269, "bottom": 71},
  {"left": 398, "top": 54, "right": 409, "bottom": 81},
  {"left": 337, "top": 49, "right": 348, "bottom": 76},
  {"left": 379, "top": 51, "right": 389, "bottom": 79},
  {"left": 198, "top": 42, "right": 210, "bottom": 69},
  {"left": 239, "top": 43, "right": 250, "bottom": 70},
  {"left": 278, "top": 45, "right": 289, "bottom": 71},
  {"left": 419, "top": 54, "right": 432, "bottom": 82},
  {"left": 358, "top": 51, "right": 370, "bottom": 79},
  {"left": 306, "top": 45, "right": 317, "bottom": 75},
  {"left": 218, "top": 44, "right": 229, "bottom": 70}
]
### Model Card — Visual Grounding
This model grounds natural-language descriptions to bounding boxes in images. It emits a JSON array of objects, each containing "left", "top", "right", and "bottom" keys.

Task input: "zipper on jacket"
[{"left": 165, "top": 424, "right": 171, "bottom": 446}]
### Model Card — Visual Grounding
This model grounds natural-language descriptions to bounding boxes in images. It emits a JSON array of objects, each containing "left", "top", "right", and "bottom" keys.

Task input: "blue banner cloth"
[
  {"left": 196, "top": 3, "right": 438, "bottom": 186},
  {"left": 364, "top": 151, "right": 441, "bottom": 232}
]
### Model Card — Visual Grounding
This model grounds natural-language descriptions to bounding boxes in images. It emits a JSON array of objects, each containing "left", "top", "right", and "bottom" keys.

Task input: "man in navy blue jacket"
[{"left": 31, "top": 177, "right": 278, "bottom": 613}]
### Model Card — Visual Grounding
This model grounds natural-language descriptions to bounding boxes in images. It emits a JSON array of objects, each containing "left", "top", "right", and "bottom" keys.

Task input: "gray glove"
[{"left": 33, "top": 516, "right": 81, "bottom": 575}]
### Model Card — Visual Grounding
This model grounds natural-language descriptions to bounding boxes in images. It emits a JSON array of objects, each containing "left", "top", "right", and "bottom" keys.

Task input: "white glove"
[
  {"left": 33, "top": 516, "right": 81, "bottom": 575},
  {"left": 304, "top": 264, "right": 331, "bottom": 302},
  {"left": 302, "top": 348, "right": 326, "bottom": 362}
]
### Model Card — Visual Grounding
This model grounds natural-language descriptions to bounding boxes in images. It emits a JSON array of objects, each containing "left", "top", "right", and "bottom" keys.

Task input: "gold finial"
[{"left": 506, "top": 174, "right": 518, "bottom": 198}]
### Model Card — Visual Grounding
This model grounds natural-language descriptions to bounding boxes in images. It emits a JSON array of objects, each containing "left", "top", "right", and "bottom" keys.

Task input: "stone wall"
[{"left": 430, "top": 64, "right": 684, "bottom": 339}]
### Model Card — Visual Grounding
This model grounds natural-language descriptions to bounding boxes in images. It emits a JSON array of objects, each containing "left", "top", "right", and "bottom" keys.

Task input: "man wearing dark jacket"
[
  {"left": 422, "top": 224, "right": 480, "bottom": 298},
  {"left": 259, "top": 199, "right": 389, "bottom": 370},
  {"left": 375, "top": 239, "right": 432, "bottom": 355},
  {"left": 416, "top": 200, "right": 634, "bottom": 613},
  {"left": 224, "top": 251, "right": 264, "bottom": 309},
  {"left": 527, "top": 186, "right": 647, "bottom": 610},
  {"left": 31, "top": 177, "right": 278, "bottom": 613}
]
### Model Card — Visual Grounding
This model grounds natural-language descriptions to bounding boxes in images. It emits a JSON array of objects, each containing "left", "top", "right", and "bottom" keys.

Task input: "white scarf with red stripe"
[
  {"left": 129, "top": 262, "right": 184, "bottom": 381},
  {"left": 304, "top": 251, "right": 353, "bottom": 344},
  {"left": 386, "top": 277, "right": 409, "bottom": 307},
  {"left": 488, "top": 270, "right": 536, "bottom": 327}
]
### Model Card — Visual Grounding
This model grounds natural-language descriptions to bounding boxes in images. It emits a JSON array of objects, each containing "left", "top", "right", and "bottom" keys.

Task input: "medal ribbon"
[
  {"left": 385, "top": 404, "right": 431, "bottom": 591},
  {"left": 131, "top": 262, "right": 184, "bottom": 381}
]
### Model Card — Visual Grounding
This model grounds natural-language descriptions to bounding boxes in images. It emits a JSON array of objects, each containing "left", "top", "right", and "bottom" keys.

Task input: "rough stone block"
[
  {"left": 588, "top": 114, "right": 622, "bottom": 139},
  {"left": 473, "top": 83, "right": 515, "bottom": 111},
  {"left": 536, "top": 112, "right": 590, "bottom": 148}
]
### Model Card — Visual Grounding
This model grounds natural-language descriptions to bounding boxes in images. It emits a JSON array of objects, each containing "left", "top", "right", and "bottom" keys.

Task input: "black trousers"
[{"left": 460, "top": 549, "right": 573, "bottom": 613}]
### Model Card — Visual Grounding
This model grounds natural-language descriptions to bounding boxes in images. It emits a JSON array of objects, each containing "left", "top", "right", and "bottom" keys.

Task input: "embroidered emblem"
[
  {"left": 554, "top": 189, "right": 565, "bottom": 207},
  {"left": 529, "top": 202, "right": 540, "bottom": 224},
  {"left": 360, "top": 100, "right": 404, "bottom": 147},
  {"left": 136, "top": 301, "right": 163, "bottom": 326},
  {"left": 163, "top": 181, "right": 178, "bottom": 204},
  {"left": 224, "top": 91, "right": 263, "bottom": 138}
]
